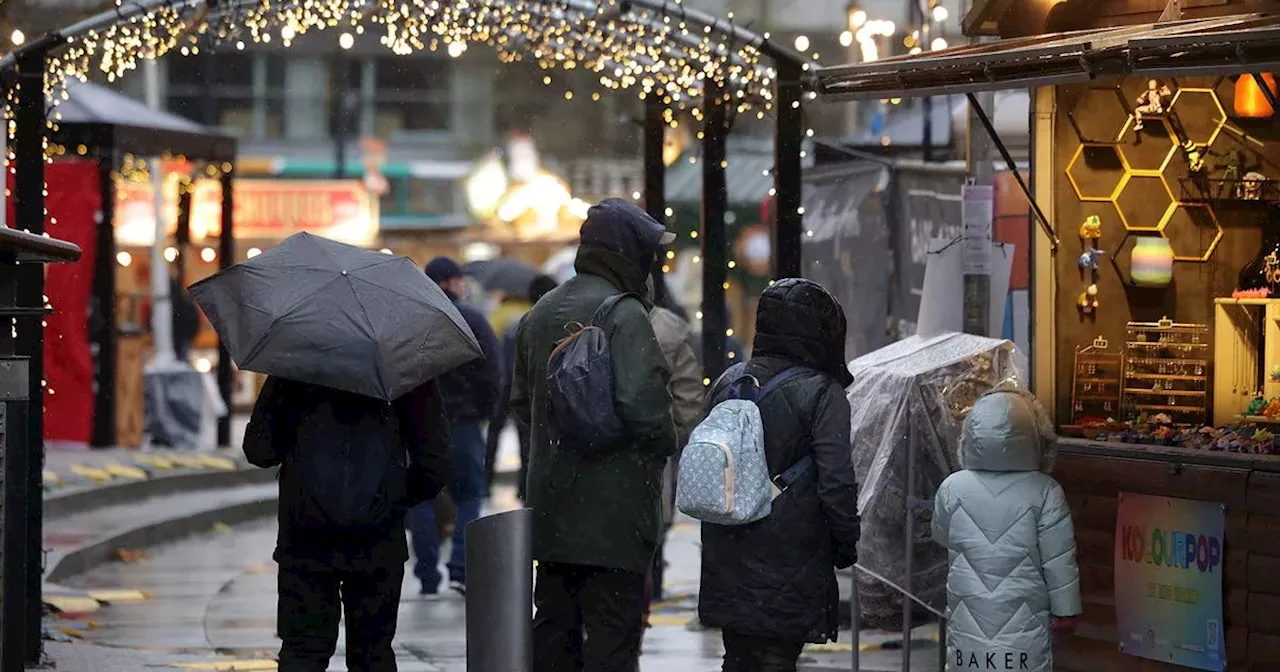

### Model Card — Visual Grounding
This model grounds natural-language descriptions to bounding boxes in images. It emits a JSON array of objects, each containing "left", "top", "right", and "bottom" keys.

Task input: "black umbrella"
[
  {"left": 465, "top": 258, "right": 538, "bottom": 297},
  {"left": 189, "top": 232, "right": 482, "bottom": 401}
]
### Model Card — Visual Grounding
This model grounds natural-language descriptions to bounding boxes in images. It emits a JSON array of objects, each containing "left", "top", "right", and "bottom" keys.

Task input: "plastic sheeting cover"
[{"left": 846, "top": 331, "right": 1026, "bottom": 629}]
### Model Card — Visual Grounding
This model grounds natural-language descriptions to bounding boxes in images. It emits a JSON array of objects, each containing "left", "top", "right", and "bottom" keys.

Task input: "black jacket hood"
[{"left": 752, "top": 278, "right": 854, "bottom": 388}]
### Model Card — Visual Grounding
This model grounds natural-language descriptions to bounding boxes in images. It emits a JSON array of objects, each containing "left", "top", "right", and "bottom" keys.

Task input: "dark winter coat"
[
  {"left": 243, "top": 377, "right": 450, "bottom": 568},
  {"left": 697, "top": 278, "right": 860, "bottom": 644},
  {"left": 437, "top": 292, "right": 502, "bottom": 424},
  {"left": 512, "top": 209, "right": 677, "bottom": 576}
]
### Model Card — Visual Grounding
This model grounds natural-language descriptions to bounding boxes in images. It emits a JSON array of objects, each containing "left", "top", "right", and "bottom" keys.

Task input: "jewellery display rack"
[
  {"left": 1071, "top": 337, "right": 1123, "bottom": 425},
  {"left": 1123, "top": 318, "right": 1210, "bottom": 425}
]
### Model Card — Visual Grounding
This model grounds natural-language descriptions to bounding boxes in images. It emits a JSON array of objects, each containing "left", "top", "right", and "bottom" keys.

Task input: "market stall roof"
[
  {"left": 52, "top": 78, "right": 238, "bottom": 162},
  {"left": 816, "top": 13, "right": 1280, "bottom": 101}
]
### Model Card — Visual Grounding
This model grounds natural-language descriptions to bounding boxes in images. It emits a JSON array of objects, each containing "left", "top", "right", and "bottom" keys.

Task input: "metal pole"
[
  {"left": 644, "top": 96, "right": 669, "bottom": 307},
  {"left": 851, "top": 569, "right": 861, "bottom": 671},
  {"left": 938, "top": 611, "right": 948, "bottom": 671},
  {"left": 964, "top": 85, "right": 995, "bottom": 339},
  {"left": 334, "top": 54, "right": 349, "bottom": 179},
  {"left": 902, "top": 428, "right": 917, "bottom": 671},
  {"left": 773, "top": 58, "right": 804, "bottom": 280},
  {"left": 91, "top": 156, "right": 118, "bottom": 448},
  {"left": 11, "top": 46, "right": 46, "bottom": 666},
  {"left": 216, "top": 169, "right": 234, "bottom": 447},
  {"left": 144, "top": 59, "right": 175, "bottom": 366},
  {"left": 701, "top": 76, "right": 729, "bottom": 380},
  {"left": 175, "top": 178, "right": 191, "bottom": 289},
  {"left": 465, "top": 508, "right": 533, "bottom": 672},
  {"left": 919, "top": 2, "right": 934, "bottom": 163}
]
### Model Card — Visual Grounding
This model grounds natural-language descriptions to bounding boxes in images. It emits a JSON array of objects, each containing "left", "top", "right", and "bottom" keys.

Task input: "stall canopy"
[
  {"left": 53, "top": 78, "right": 237, "bottom": 162},
  {"left": 816, "top": 13, "right": 1280, "bottom": 101}
]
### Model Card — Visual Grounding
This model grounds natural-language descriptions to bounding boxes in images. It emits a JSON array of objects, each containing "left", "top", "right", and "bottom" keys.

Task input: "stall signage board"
[
  {"left": 962, "top": 184, "right": 994, "bottom": 275},
  {"left": 1114, "top": 492, "right": 1226, "bottom": 671},
  {"left": 115, "top": 179, "right": 377, "bottom": 247}
]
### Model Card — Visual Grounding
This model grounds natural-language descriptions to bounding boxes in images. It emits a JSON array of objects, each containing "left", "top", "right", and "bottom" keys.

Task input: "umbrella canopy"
[
  {"left": 465, "top": 258, "right": 538, "bottom": 297},
  {"left": 189, "top": 232, "right": 481, "bottom": 401}
]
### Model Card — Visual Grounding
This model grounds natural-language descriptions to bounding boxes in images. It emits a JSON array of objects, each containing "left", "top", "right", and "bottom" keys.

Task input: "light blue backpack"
[{"left": 676, "top": 364, "right": 816, "bottom": 525}]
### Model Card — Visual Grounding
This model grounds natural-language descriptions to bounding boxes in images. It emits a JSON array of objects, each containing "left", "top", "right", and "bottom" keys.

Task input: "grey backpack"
[{"left": 546, "top": 293, "right": 636, "bottom": 456}]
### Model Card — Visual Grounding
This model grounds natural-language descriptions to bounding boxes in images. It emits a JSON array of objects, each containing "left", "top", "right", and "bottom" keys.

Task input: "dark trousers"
[
  {"left": 721, "top": 631, "right": 805, "bottom": 672},
  {"left": 532, "top": 562, "right": 646, "bottom": 672},
  {"left": 277, "top": 561, "right": 405, "bottom": 672},
  {"left": 409, "top": 421, "right": 485, "bottom": 590}
]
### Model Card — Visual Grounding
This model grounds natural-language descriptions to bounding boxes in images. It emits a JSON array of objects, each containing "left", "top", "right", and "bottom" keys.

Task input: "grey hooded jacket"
[{"left": 933, "top": 389, "right": 1081, "bottom": 672}]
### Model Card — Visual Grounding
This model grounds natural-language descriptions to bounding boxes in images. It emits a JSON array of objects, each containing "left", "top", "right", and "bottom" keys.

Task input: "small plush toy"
[
  {"left": 1249, "top": 395, "right": 1268, "bottom": 416},
  {"left": 1079, "top": 215, "right": 1102, "bottom": 240},
  {"left": 1078, "top": 249, "right": 1105, "bottom": 270},
  {"left": 1181, "top": 140, "right": 1210, "bottom": 173},
  {"left": 1078, "top": 284, "right": 1099, "bottom": 313}
]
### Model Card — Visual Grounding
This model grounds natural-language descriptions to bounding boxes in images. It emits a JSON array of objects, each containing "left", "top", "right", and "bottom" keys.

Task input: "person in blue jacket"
[{"left": 411, "top": 257, "right": 502, "bottom": 596}]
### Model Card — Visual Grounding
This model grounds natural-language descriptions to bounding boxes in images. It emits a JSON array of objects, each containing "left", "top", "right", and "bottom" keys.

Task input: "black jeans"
[
  {"left": 277, "top": 560, "right": 405, "bottom": 672},
  {"left": 532, "top": 562, "right": 646, "bottom": 672},
  {"left": 722, "top": 631, "right": 805, "bottom": 672}
]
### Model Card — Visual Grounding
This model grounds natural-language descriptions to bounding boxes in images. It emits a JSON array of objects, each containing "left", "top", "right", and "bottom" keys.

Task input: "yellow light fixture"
[{"left": 1235, "top": 74, "right": 1277, "bottom": 118}]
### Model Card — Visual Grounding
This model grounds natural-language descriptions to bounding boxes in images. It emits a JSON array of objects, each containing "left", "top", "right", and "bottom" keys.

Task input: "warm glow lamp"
[
  {"left": 1236, "top": 74, "right": 1278, "bottom": 118},
  {"left": 1131, "top": 236, "right": 1175, "bottom": 287}
]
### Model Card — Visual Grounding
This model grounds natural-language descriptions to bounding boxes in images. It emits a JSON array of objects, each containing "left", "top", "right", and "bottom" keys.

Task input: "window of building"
[{"left": 372, "top": 56, "right": 450, "bottom": 134}]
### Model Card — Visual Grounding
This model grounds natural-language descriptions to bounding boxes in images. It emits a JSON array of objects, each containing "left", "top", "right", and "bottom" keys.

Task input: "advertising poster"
[{"left": 1115, "top": 492, "right": 1226, "bottom": 671}]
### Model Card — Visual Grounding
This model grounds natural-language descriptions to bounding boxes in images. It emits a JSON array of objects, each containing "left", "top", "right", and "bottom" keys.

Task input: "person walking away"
[
  {"left": 243, "top": 376, "right": 450, "bottom": 672},
  {"left": 644, "top": 276, "right": 703, "bottom": 620},
  {"left": 512, "top": 198, "right": 678, "bottom": 672},
  {"left": 484, "top": 289, "right": 533, "bottom": 490},
  {"left": 696, "top": 279, "right": 860, "bottom": 672},
  {"left": 488, "top": 274, "right": 559, "bottom": 501},
  {"left": 932, "top": 388, "right": 1081, "bottom": 672},
  {"left": 411, "top": 257, "right": 502, "bottom": 596}
]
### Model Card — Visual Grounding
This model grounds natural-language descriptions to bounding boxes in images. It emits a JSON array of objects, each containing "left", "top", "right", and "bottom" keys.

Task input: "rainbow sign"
[{"left": 1114, "top": 492, "right": 1226, "bottom": 671}]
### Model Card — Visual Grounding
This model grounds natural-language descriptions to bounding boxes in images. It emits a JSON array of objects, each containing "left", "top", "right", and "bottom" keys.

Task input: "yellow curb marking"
[
  {"left": 172, "top": 662, "right": 278, "bottom": 671},
  {"left": 136, "top": 454, "right": 176, "bottom": 469},
  {"left": 69, "top": 465, "right": 112, "bottom": 483},
  {"left": 197, "top": 454, "right": 237, "bottom": 471},
  {"left": 43, "top": 596, "right": 100, "bottom": 613},
  {"left": 105, "top": 463, "right": 148, "bottom": 480},
  {"left": 647, "top": 614, "right": 693, "bottom": 627},
  {"left": 168, "top": 455, "right": 206, "bottom": 469},
  {"left": 86, "top": 589, "right": 152, "bottom": 603},
  {"left": 53, "top": 625, "right": 84, "bottom": 639},
  {"left": 43, "top": 470, "right": 64, "bottom": 486}
]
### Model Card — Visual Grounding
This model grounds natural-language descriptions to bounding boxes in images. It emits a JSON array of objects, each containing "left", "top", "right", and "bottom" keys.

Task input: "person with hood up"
[
  {"left": 512, "top": 198, "right": 678, "bottom": 672},
  {"left": 932, "top": 388, "right": 1081, "bottom": 672},
  {"left": 411, "top": 257, "right": 502, "bottom": 597},
  {"left": 698, "top": 278, "right": 861, "bottom": 671},
  {"left": 643, "top": 275, "right": 703, "bottom": 616}
]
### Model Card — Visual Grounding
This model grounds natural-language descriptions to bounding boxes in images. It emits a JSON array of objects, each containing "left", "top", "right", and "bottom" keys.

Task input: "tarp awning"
[{"left": 816, "top": 13, "right": 1280, "bottom": 101}]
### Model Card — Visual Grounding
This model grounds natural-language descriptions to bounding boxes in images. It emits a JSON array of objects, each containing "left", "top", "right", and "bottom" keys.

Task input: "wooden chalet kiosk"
[{"left": 817, "top": 2, "right": 1280, "bottom": 671}]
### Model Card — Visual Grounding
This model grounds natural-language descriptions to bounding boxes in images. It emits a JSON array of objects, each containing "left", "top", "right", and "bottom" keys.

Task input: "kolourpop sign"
[{"left": 1114, "top": 492, "right": 1225, "bottom": 671}]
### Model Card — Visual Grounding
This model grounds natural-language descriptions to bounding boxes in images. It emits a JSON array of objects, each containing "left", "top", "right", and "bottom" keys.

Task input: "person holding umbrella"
[
  {"left": 415, "top": 256, "right": 503, "bottom": 597},
  {"left": 188, "top": 233, "right": 482, "bottom": 672}
]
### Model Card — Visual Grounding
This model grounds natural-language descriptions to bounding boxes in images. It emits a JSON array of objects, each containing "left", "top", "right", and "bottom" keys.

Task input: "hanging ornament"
[
  {"left": 1236, "top": 74, "right": 1278, "bottom": 118},
  {"left": 1079, "top": 215, "right": 1102, "bottom": 241},
  {"left": 1130, "top": 236, "right": 1175, "bottom": 288}
]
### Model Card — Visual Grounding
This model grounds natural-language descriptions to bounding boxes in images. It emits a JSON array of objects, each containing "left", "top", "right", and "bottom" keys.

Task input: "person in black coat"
[
  {"left": 243, "top": 376, "right": 450, "bottom": 671},
  {"left": 698, "top": 278, "right": 860, "bottom": 672},
  {"left": 412, "top": 257, "right": 503, "bottom": 596}
]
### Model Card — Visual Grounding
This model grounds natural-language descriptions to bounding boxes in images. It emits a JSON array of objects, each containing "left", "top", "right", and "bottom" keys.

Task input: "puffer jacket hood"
[
  {"left": 961, "top": 388, "right": 1056, "bottom": 473},
  {"left": 934, "top": 388, "right": 1080, "bottom": 672},
  {"left": 752, "top": 279, "right": 855, "bottom": 388}
]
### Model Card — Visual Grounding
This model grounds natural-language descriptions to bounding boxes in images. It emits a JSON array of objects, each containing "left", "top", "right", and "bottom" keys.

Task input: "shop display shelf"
[{"left": 1177, "top": 176, "right": 1280, "bottom": 204}]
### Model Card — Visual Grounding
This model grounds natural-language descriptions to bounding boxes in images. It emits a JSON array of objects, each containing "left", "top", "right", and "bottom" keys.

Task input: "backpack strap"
[
  {"left": 772, "top": 455, "right": 815, "bottom": 493},
  {"left": 756, "top": 366, "right": 814, "bottom": 400},
  {"left": 588, "top": 292, "right": 639, "bottom": 327}
]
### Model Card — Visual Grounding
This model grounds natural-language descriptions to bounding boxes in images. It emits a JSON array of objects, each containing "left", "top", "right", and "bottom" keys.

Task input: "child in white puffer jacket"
[{"left": 933, "top": 388, "right": 1081, "bottom": 672}]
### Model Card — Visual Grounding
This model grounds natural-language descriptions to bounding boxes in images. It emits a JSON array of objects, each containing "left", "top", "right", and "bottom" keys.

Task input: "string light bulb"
[{"left": 10, "top": 29, "right": 24, "bottom": 47}]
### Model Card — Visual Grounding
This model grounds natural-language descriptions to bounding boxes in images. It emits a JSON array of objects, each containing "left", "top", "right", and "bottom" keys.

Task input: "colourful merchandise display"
[{"left": 1131, "top": 237, "right": 1176, "bottom": 287}]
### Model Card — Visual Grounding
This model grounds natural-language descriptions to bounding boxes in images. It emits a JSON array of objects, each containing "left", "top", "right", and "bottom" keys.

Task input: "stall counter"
[{"left": 1053, "top": 438, "right": 1280, "bottom": 671}]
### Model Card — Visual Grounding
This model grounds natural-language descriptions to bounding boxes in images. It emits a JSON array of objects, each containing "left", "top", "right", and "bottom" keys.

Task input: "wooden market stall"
[{"left": 815, "top": 3, "right": 1280, "bottom": 671}]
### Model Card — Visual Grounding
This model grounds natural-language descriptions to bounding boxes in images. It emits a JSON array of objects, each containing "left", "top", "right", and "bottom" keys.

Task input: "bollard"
[{"left": 466, "top": 508, "right": 533, "bottom": 672}]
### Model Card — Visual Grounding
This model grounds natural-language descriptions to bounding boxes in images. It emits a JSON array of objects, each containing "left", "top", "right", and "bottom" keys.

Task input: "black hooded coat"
[{"left": 697, "top": 278, "right": 861, "bottom": 643}]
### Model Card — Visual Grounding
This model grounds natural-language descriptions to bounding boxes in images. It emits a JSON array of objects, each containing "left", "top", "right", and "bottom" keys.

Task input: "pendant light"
[{"left": 1236, "top": 74, "right": 1277, "bottom": 118}]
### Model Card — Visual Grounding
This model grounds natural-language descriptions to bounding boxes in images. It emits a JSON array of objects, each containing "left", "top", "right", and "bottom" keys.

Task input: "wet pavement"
[{"left": 47, "top": 480, "right": 941, "bottom": 671}]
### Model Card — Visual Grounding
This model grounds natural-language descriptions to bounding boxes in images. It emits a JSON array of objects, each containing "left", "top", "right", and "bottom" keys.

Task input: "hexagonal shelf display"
[
  {"left": 1067, "top": 86, "right": 1132, "bottom": 144},
  {"left": 1160, "top": 204, "right": 1223, "bottom": 262},
  {"left": 1115, "top": 116, "right": 1178, "bottom": 172},
  {"left": 1114, "top": 173, "right": 1174, "bottom": 232},
  {"left": 1067, "top": 144, "right": 1128, "bottom": 201},
  {"left": 1168, "top": 88, "right": 1227, "bottom": 146}
]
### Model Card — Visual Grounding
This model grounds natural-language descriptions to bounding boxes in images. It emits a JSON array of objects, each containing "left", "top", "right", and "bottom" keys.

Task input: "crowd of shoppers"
[{"left": 238, "top": 197, "right": 1079, "bottom": 672}]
